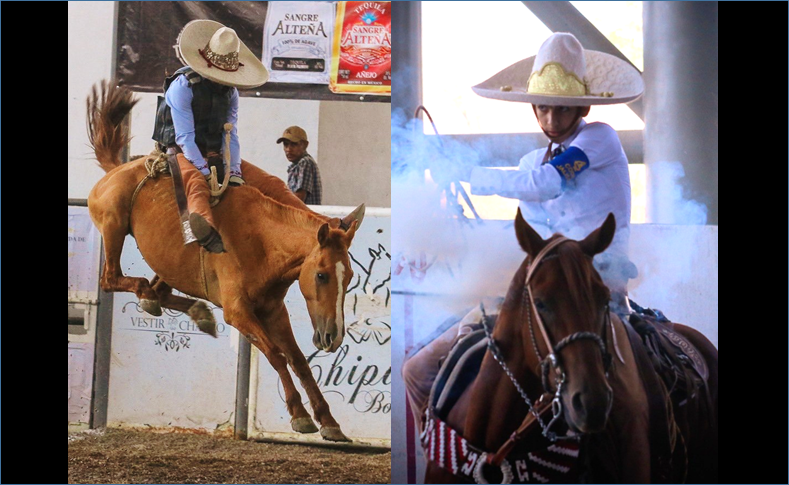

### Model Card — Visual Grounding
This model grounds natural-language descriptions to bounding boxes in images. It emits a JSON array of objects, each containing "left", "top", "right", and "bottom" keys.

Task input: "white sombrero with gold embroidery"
[
  {"left": 472, "top": 32, "right": 643, "bottom": 106},
  {"left": 176, "top": 19, "right": 269, "bottom": 89}
]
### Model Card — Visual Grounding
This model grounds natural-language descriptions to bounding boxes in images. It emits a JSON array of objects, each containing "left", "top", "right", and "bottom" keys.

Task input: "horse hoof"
[
  {"left": 140, "top": 299, "right": 162, "bottom": 316},
  {"left": 320, "top": 426, "right": 351, "bottom": 442},
  {"left": 188, "top": 301, "right": 217, "bottom": 338},
  {"left": 291, "top": 417, "right": 319, "bottom": 434},
  {"left": 196, "top": 320, "right": 218, "bottom": 338}
]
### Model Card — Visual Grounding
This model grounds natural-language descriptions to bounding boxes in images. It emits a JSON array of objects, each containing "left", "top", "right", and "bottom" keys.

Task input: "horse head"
[
  {"left": 299, "top": 204, "right": 365, "bottom": 352},
  {"left": 514, "top": 209, "right": 616, "bottom": 433}
]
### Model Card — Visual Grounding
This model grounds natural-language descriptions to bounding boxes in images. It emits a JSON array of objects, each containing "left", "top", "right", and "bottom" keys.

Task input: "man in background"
[{"left": 277, "top": 126, "right": 323, "bottom": 205}]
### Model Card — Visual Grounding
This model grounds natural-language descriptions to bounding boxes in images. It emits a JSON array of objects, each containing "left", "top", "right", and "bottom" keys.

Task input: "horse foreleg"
[
  {"left": 256, "top": 339, "right": 319, "bottom": 432},
  {"left": 264, "top": 304, "right": 350, "bottom": 442},
  {"left": 223, "top": 302, "right": 320, "bottom": 435},
  {"left": 249, "top": 307, "right": 319, "bottom": 433},
  {"left": 151, "top": 276, "right": 217, "bottom": 337},
  {"left": 606, "top": 317, "right": 652, "bottom": 483}
]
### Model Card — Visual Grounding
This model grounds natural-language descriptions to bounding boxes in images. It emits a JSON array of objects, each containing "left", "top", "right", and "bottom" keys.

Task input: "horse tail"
[{"left": 86, "top": 80, "right": 139, "bottom": 173}]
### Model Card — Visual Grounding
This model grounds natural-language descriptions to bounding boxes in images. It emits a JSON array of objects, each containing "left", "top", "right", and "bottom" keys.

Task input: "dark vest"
[{"left": 152, "top": 67, "right": 233, "bottom": 154}]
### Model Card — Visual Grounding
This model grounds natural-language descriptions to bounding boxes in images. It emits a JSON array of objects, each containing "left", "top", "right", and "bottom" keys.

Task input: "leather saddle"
[
  {"left": 625, "top": 303, "right": 714, "bottom": 483},
  {"left": 628, "top": 303, "right": 709, "bottom": 391},
  {"left": 429, "top": 314, "right": 498, "bottom": 421}
]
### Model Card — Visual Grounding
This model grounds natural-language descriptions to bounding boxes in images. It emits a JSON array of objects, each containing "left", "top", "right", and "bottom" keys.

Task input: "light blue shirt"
[{"left": 165, "top": 74, "right": 242, "bottom": 176}]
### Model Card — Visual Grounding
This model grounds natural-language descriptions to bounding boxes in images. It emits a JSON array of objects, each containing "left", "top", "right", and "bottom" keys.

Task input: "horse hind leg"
[
  {"left": 151, "top": 277, "right": 218, "bottom": 337},
  {"left": 96, "top": 217, "right": 161, "bottom": 314}
]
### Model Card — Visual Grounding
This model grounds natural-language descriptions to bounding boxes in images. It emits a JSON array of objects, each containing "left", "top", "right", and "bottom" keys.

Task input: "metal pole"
[
  {"left": 90, "top": 241, "right": 113, "bottom": 429},
  {"left": 391, "top": 1, "right": 422, "bottom": 115},
  {"left": 234, "top": 335, "right": 251, "bottom": 440},
  {"left": 643, "top": 2, "right": 718, "bottom": 224}
]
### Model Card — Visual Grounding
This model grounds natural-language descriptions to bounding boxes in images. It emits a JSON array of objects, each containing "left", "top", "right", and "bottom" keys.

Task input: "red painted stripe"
[{"left": 404, "top": 294, "right": 416, "bottom": 484}]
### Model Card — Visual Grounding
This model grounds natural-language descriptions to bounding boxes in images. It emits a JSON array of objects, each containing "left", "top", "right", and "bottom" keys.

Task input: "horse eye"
[
  {"left": 534, "top": 299, "right": 547, "bottom": 312},
  {"left": 316, "top": 273, "right": 328, "bottom": 284}
]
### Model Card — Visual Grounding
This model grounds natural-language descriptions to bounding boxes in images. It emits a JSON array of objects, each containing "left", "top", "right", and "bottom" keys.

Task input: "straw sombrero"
[
  {"left": 472, "top": 32, "right": 643, "bottom": 106},
  {"left": 176, "top": 20, "right": 268, "bottom": 89}
]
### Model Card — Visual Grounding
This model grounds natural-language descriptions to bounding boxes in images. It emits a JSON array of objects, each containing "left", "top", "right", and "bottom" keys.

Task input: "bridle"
[
  {"left": 477, "top": 237, "right": 615, "bottom": 482},
  {"left": 523, "top": 238, "right": 613, "bottom": 395}
]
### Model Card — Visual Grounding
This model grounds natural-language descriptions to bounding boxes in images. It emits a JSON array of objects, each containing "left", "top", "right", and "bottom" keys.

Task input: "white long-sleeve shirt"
[{"left": 469, "top": 120, "right": 631, "bottom": 259}]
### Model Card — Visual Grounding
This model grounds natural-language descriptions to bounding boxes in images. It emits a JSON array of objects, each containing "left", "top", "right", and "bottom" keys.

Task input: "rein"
[
  {"left": 131, "top": 151, "right": 170, "bottom": 216},
  {"left": 128, "top": 151, "right": 171, "bottom": 239}
]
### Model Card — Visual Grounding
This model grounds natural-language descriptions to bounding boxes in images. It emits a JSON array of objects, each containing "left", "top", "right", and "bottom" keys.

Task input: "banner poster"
[
  {"left": 263, "top": 1, "right": 335, "bottom": 84},
  {"left": 330, "top": 1, "right": 392, "bottom": 95}
]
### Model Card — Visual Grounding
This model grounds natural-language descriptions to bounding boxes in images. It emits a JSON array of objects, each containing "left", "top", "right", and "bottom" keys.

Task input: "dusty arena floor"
[{"left": 68, "top": 428, "right": 391, "bottom": 484}]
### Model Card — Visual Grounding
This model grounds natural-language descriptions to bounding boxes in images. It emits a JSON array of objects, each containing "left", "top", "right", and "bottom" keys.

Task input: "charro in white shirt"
[{"left": 469, "top": 120, "right": 631, "bottom": 258}]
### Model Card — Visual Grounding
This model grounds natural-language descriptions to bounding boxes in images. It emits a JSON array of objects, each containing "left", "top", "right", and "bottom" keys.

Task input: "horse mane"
[{"left": 229, "top": 185, "right": 325, "bottom": 231}]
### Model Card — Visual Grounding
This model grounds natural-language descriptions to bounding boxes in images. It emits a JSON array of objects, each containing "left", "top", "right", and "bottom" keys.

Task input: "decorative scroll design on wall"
[
  {"left": 155, "top": 332, "right": 191, "bottom": 352},
  {"left": 348, "top": 243, "right": 391, "bottom": 307},
  {"left": 348, "top": 319, "right": 391, "bottom": 345}
]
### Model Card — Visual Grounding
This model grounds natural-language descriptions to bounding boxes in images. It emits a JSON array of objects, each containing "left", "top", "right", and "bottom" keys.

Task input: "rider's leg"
[
  {"left": 402, "top": 298, "right": 503, "bottom": 429},
  {"left": 178, "top": 154, "right": 225, "bottom": 253},
  {"left": 402, "top": 321, "right": 462, "bottom": 430}
]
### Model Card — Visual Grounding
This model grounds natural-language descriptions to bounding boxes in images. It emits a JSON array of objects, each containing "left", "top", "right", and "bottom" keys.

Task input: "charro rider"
[
  {"left": 403, "top": 32, "right": 644, "bottom": 429},
  {"left": 153, "top": 19, "right": 269, "bottom": 253}
]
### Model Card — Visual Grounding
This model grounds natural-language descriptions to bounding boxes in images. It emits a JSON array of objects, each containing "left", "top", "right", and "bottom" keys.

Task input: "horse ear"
[
  {"left": 317, "top": 223, "right": 330, "bottom": 247},
  {"left": 343, "top": 220, "right": 359, "bottom": 244},
  {"left": 580, "top": 213, "right": 616, "bottom": 257},
  {"left": 342, "top": 203, "right": 365, "bottom": 231},
  {"left": 514, "top": 208, "right": 545, "bottom": 256}
]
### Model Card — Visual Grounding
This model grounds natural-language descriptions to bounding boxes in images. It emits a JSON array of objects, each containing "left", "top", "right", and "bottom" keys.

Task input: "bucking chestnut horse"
[
  {"left": 423, "top": 210, "right": 718, "bottom": 483},
  {"left": 86, "top": 81, "right": 364, "bottom": 442}
]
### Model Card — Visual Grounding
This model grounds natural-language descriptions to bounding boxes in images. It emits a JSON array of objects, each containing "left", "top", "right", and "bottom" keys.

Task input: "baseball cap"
[{"left": 276, "top": 126, "right": 308, "bottom": 144}]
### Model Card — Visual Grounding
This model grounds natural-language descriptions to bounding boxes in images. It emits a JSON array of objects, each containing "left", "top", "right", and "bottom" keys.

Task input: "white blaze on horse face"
[{"left": 335, "top": 261, "right": 345, "bottom": 326}]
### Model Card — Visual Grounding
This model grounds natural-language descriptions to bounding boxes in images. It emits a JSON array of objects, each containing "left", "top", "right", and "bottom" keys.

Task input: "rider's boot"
[{"left": 177, "top": 154, "right": 226, "bottom": 254}]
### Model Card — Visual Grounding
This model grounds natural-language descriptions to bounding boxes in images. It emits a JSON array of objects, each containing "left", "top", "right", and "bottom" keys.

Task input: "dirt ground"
[{"left": 68, "top": 428, "right": 391, "bottom": 484}]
